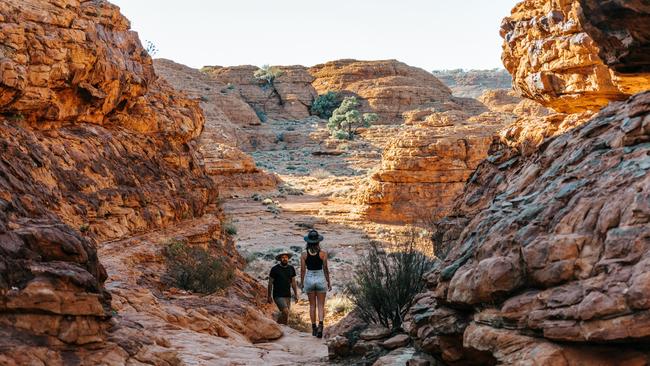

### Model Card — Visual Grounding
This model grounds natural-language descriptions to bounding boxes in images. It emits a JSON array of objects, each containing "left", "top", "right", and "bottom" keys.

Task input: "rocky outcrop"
[
  {"left": 432, "top": 69, "right": 512, "bottom": 98},
  {"left": 201, "top": 65, "right": 318, "bottom": 120},
  {"left": 501, "top": 0, "right": 650, "bottom": 113},
  {"left": 0, "top": 0, "right": 274, "bottom": 363},
  {"left": 154, "top": 59, "right": 279, "bottom": 192},
  {"left": 409, "top": 91, "right": 650, "bottom": 365},
  {"left": 310, "top": 59, "right": 484, "bottom": 124},
  {"left": 356, "top": 110, "right": 514, "bottom": 222}
]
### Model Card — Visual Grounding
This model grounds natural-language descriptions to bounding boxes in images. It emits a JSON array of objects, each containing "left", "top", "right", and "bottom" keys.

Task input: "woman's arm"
[
  {"left": 300, "top": 253, "right": 306, "bottom": 288},
  {"left": 322, "top": 251, "right": 331, "bottom": 291}
]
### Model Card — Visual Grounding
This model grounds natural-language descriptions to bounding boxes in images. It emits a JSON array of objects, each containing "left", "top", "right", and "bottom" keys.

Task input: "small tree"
[
  {"left": 144, "top": 40, "right": 158, "bottom": 56},
  {"left": 345, "top": 238, "right": 433, "bottom": 330},
  {"left": 327, "top": 97, "right": 378, "bottom": 140},
  {"left": 254, "top": 65, "right": 284, "bottom": 86},
  {"left": 311, "top": 91, "right": 342, "bottom": 119}
]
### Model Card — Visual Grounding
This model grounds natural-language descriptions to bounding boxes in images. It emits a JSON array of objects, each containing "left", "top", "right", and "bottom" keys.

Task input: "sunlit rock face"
[
  {"left": 201, "top": 65, "right": 318, "bottom": 120},
  {"left": 408, "top": 1, "right": 650, "bottom": 364},
  {"left": 0, "top": 0, "right": 230, "bottom": 362},
  {"left": 309, "top": 59, "right": 487, "bottom": 124},
  {"left": 501, "top": 0, "right": 650, "bottom": 113}
]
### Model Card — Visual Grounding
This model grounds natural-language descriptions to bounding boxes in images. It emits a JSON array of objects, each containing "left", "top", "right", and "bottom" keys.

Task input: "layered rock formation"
[
  {"left": 501, "top": 0, "right": 650, "bottom": 113},
  {"left": 407, "top": 2, "right": 650, "bottom": 364},
  {"left": 201, "top": 65, "right": 318, "bottom": 120},
  {"left": 409, "top": 91, "right": 650, "bottom": 366},
  {"left": 357, "top": 111, "right": 514, "bottom": 222},
  {"left": 310, "top": 59, "right": 485, "bottom": 124},
  {"left": 432, "top": 69, "right": 513, "bottom": 98},
  {"left": 154, "top": 59, "right": 279, "bottom": 192},
  {"left": 0, "top": 0, "right": 275, "bottom": 363}
]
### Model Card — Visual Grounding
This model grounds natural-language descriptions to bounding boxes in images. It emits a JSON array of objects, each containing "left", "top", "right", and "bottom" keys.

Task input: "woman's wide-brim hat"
[
  {"left": 304, "top": 229, "right": 324, "bottom": 244},
  {"left": 275, "top": 252, "right": 293, "bottom": 261}
]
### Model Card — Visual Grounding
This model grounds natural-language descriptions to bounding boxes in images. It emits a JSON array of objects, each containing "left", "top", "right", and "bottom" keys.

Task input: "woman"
[{"left": 300, "top": 229, "right": 331, "bottom": 338}]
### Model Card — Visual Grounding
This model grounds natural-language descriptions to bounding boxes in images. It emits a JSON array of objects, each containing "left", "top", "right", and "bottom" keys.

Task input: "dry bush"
[
  {"left": 345, "top": 236, "right": 434, "bottom": 330},
  {"left": 163, "top": 240, "right": 234, "bottom": 294}
]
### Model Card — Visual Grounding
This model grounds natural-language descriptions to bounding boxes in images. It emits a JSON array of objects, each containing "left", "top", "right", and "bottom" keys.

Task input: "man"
[{"left": 268, "top": 252, "right": 299, "bottom": 324}]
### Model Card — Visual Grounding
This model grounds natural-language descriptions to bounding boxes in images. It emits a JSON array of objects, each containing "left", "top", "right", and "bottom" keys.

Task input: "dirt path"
[{"left": 96, "top": 118, "right": 411, "bottom": 365}]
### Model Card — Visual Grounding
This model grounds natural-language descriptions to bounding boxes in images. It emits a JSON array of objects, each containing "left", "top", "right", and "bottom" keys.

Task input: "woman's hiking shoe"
[
  {"left": 312, "top": 324, "right": 317, "bottom": 337},
  {"left": 317, "top": 322, "right": 323, "bottom": 338}
]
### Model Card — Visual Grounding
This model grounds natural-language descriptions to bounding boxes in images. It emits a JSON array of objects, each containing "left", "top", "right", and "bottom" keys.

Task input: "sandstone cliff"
[
  {"left": 0, "top": 1, "right": 278, "bottom": 363},
  {"left": 407, "top": 1, "right": 650, "bottom": 364},
  {"left": 154, "top": 59, "right": 279, "bottom": 192},
  {"left": 501, "top": 0, "right": 650, "bottom": 113},
  {"left": 310, "top": 59, "right": 485, "bottom": 124},
  {"left": 201, "top": 65, "right": 318, "bottom": 120}
]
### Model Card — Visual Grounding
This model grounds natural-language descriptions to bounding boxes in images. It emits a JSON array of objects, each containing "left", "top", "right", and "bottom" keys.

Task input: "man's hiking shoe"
[
  {"left": 311, "top": 324, "right": 317, "bottom": 337},
  {"left": 317, "top": 323, "right": 323, "bottom": 338}
]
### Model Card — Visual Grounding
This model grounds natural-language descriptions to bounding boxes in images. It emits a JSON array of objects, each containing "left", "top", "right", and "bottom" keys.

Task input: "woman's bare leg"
[
  {"left": 316, "top": 292, "right": 326, "bottom": 322},
  {"left": 308, "top": 292, "right": 317, "bottom": 324}
]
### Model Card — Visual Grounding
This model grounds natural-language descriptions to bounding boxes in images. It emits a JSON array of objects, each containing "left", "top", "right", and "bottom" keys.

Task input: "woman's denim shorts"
[{"left": 303, "top": 269, "right": 327, "bottom": 293}]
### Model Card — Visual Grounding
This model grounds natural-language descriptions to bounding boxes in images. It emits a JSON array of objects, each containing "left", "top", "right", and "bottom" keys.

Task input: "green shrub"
[
  {"left": 254, "top": 64, "right": 283, "bottom": 86},
  {"left": 224, "top": 221, "right": 237, "bottom": 236},
  {"left": 311, "top": 91, "right": 342, "bottom": 119},
  {"left": 327, "top": 97, "right": 379, "bottom": 140},
  {"left": 345, "top": 238, "right": 433, "bottom": 330},
  {"left": 163, "top": 240, "right": 234, "bottom": 294}
]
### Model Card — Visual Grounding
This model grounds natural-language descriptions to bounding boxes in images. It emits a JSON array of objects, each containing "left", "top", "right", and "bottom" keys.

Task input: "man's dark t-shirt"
[{"left": 270, "top": 264, "right": 296, "bottom": 298}]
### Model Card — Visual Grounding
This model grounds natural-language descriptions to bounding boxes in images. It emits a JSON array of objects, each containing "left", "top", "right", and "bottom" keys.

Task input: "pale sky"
[{"left": 110, "top": 0, "right": 519, "bottom": 71}]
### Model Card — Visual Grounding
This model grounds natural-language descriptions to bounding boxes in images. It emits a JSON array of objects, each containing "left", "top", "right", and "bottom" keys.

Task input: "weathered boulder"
[
  {"left": 501, "top": 0, "right": 650, "bottom": 113},
  {"left": 579, "top": 0, "right": 650, "bottom": 73}
]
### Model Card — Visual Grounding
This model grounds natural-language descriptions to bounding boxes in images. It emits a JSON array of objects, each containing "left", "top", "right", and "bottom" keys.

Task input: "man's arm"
[
  {"left": 267, "top": 277, "right": 274, "bottom": 303},
  {"left": 291, "top": 276, "right": 299, "bottom": 301}
]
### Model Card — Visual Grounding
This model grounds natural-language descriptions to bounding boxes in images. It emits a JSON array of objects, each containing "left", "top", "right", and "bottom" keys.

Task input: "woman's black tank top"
[{"left": 306, "top": 250, "right": 323, "bottom": 270}]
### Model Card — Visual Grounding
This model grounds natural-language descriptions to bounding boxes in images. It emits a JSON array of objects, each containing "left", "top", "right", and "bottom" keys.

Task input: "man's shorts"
[{"left": 274, "top": 297, "right": 291, "bottom": 311}]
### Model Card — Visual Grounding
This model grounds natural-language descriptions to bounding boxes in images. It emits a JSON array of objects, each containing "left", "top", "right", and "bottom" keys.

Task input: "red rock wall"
[
  {"left": 0, "top": 0, "right": 219, "bottom": 361},
  {"left": 408, "top": 2, "right": 650, "bottom": 364}
]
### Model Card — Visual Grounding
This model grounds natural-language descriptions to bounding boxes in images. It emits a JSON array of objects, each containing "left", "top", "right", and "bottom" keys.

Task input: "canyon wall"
[
  {"left": 0, "top": 0, "right": 277, "bottom": 363},
  {"left": 310, "top": 59, "right": 486, "bottom": 124},
  {"left": 501, "top": 0, "right": 650, "bottom": 113},
  {"left": 408, "top": 1, "right": 650, "bottom": 364},
  {"left": 154, "top": 59, "right": 279, "bottom": 192},
  {"left": 201, "top": 65, "right": 318, "bottom": 120}
]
